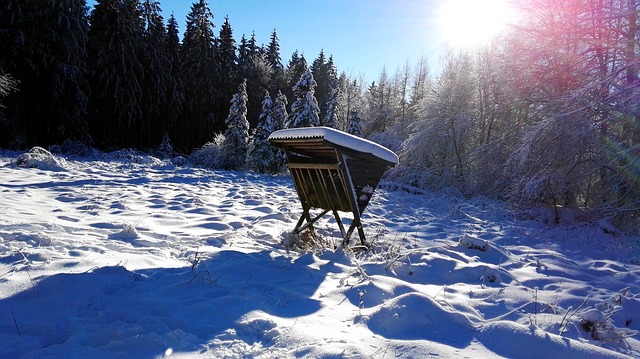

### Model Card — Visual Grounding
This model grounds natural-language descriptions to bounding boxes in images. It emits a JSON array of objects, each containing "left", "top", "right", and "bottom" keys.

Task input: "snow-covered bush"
[
  {"left": 102, "top": 148, "right": 163, "bottom": 166},
  {"left": 172, "top": 156, "right": 189, "bottom": 167},
  {"left": 49, "top": 139, "right": 97, "bottom": 158},
  {"left": 189, "top": 134, "right": 225, "bottom": 168},
  {"left": 12, "top": 147, "right": 68, "bottom": 171},
  {"left": 578, "top": 307, "right": 638, "bottom": 345}
]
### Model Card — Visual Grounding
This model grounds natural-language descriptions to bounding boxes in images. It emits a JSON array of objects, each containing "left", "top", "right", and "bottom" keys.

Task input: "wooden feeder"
[{"left": 269, "top": 127, "right": 398, "bottom": 245}]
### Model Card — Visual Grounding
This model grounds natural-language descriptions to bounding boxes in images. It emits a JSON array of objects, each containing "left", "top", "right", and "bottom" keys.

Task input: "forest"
[{"left": 0, "top": 0, "right": 639, "bottom": 232}]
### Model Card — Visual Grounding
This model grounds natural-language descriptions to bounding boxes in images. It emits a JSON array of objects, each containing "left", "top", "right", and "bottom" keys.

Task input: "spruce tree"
[
  {"left": 247, "top": 92, "right": 277, "bottom": 173},
  {"left": 239, "top": 32, "right": 273, "bottom": 128},
  {"left": 165, "top": 13, "right": 185, "bottom": 150},
  {"left": 141, "top": 0, "right": 171, "bottom": 148},
  {"left": 217, "top": 16, "right": 239, "bottom": 102},
  {"left": 346, "top": 111, "right": 364, "bottom": 138},
  {"left": 273, "top": 90, "right": 288, "bottom": 131},
  {"left": 288, "top": 68, "right": 320, "bottom": 128},
  {"left": 220, "top": 80, "right": 249, "bottom": 170},
  {"left": 88, "top": 0, "right": 145, "bottom": 148},
  {"left": 266, "top": 29, "right": 286, "bottom": 93},
  {"left": 181, "top": 0, "right": 219, "bottom": 148},
  {"left": 321, "top": 89, "right": 340, "bottom": 128},
  {"left": 285, "top": 51, "right": 307, "bottom": 104}
]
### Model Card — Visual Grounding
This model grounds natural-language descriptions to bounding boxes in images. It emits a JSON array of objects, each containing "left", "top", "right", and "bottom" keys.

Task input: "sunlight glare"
[{"left": 437, "top": 0, "right": 515, "bottom": 49}]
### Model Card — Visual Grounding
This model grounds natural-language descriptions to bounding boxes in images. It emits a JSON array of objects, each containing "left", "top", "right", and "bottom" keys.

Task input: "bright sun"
[{"left": 437, "top": 0, "right": 516, "bottom": 49}]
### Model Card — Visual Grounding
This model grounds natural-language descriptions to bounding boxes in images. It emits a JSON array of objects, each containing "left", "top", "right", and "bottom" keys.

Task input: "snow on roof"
[{"left": 269, "top": 127, "right": 399, "bottom": 165}]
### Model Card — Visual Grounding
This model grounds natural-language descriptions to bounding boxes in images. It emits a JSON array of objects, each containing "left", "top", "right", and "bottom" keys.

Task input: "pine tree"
[
  {"left": 88, "top": 0, "right": 145, "bottom": 148},
  {"left": 288, "top": 68, "right": 320, "bottom": 128},
  {"left": 346, "top": 111, "right": 364, "bottom": 138},
  {"left": 181, "top": 0, "right": 220, "bottom": 148},
  {"left": 248, "top": 92, "right": 278, "bottom": 173},
  {"left": 220, "top": 80, "right": 249, "bottom": 170}
]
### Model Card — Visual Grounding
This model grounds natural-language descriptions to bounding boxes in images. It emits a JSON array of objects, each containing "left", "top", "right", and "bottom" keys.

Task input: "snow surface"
[
  {"left": 269, "top": 127, "right": 399, "bottom": 165},
  {"left": 1, "top": 150, "right": 639, "bottom": 358}
]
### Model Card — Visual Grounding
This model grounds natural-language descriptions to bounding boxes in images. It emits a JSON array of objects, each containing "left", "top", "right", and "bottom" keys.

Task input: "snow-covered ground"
[{"left": 0, "top": 148, "right": 638, "bottom": 358}]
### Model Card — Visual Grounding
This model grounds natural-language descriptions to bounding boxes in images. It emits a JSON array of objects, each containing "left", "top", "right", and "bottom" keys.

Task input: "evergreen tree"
[
  {"left": 239, "top": 32, "right": 272, "bottom": 128},
  {"left": 266, "top": 30, "right": 283, "bottom": 71},
  {"left": 88, "top": 0, "right": 145, "bottom": 148},
  {"left": 266, "top": 29, "right": 286, "bottom": 93},
  {"left": 346, "top": 111, "right": 364, "bottom": 137},
  {"left": 311, "top": 50, "right": 338, "bottom": 119},
  {"left": 288, "top": 68, "right": 320, "bottom": 128},
  {"left": 247, "top": 92, "right": 278, "bottom": 173},
  {"left": 273, "top": 90, "right": 288, "bottom": 130},
  {"left": 321, "top": 88, "right": 340, "bottom": 128},
  {"left": 285, "top": 51, "right": 307, "bottom": 104},
  {"left": 217, "top": 16, "right": 239, "bottom": 101},
  {"left": 141, "top": 0, "right": 171, "bottom": 148},
  {"left": 165, "top": 13, "right": 185, "bottom": 150},
  {"left": 1, "top": 0, "right": 91, "bottom": 147},
  {"left": 221, "top": 80, "right": 249, "bottom": 170},
  {"left": 181, "top": 0, "right": 220, "bottom": 149}
]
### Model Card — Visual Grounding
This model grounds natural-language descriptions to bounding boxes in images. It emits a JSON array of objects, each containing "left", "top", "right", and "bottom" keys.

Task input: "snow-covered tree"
[
  {"left": 248, "top": 92, "right": 278, "bottom": 173},
  {"left": 321, "top": 88, "right": 340, "bottom": 128},
  {"left": 288, "top": 68, "right": 320, "bottom": 128},
  {"left": 346, "top": 111, "right": 364, "bottom": 137},
  {"left": 239, "top": 32, "right": 273, "bottom": 128},
  {"left": 273, "top": 91, "right": 288, "bottom": 131},
  {"left": 284, "top": 51, "right": 307, "bottom": 102},
  {"left": 220, "top": 80, "right": 249, "bottom": 170},
  {"left": 157, "top": 133, "right": 173, "bottom": 159}
]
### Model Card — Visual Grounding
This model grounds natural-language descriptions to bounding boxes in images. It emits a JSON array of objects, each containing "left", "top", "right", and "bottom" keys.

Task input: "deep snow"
[{"left": 0, "top": 149, "right": 638, "bottom": 358}]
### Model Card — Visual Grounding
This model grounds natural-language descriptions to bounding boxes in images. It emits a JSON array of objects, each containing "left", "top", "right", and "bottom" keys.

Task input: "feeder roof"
[{"left": 269, "top": 127, "right": 399, "bottom": 165}]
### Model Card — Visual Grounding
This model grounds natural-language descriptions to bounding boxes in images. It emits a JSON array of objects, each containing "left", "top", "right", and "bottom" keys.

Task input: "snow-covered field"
[{"left": 1, "top": 149, "right": 639, "bottom": 358}]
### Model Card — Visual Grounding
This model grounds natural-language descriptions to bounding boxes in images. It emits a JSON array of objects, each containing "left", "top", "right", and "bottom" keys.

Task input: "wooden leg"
[
  {"left": 295, "top": 208, "right": 331, "bottom": 233},
  {"left": 332, "top": 209, "right": 346, "bottom": 239}
]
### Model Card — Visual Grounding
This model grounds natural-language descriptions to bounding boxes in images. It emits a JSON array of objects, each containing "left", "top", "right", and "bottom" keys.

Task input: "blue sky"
[{"left": 87, "top": 0, "right": 447, "bottom": 82}]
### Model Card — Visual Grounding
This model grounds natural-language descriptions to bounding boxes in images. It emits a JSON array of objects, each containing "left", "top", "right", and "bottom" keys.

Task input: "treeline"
[
  {"left": 0, "top": 0, "right": 350, "bottom": 152},
  {"left": 372, "top": 0, "right": 640, "bottom": 229},
  {"left": 1, "top": 0, "right": 639, "bottom": 230}
]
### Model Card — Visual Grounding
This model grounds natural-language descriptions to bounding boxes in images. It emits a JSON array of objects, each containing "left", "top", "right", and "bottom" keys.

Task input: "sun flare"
[{"left": 437, "top": 0, "right": 516, "bottom": 49}]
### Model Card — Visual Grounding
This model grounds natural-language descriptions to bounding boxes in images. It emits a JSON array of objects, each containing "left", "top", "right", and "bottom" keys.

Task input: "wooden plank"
[{"left": 287, "top": 163, "right": 340, "bottom": 170}]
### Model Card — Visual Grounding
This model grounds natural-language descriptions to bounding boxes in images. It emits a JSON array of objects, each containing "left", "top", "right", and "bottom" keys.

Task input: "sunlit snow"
[{"left": 0, "top": 149, "right": 638, "bottom": 358}]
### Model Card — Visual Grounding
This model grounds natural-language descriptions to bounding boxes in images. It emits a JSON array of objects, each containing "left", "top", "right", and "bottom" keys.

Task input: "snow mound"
[
  {"left": 365, "top": 292, "right": 475, "bottom": 343},
  {"left": 11, "top": 147, "right": 68, "bottom": 171},
  {"left": 478, "top": 321, "right": 631, "bottom": 359}
]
